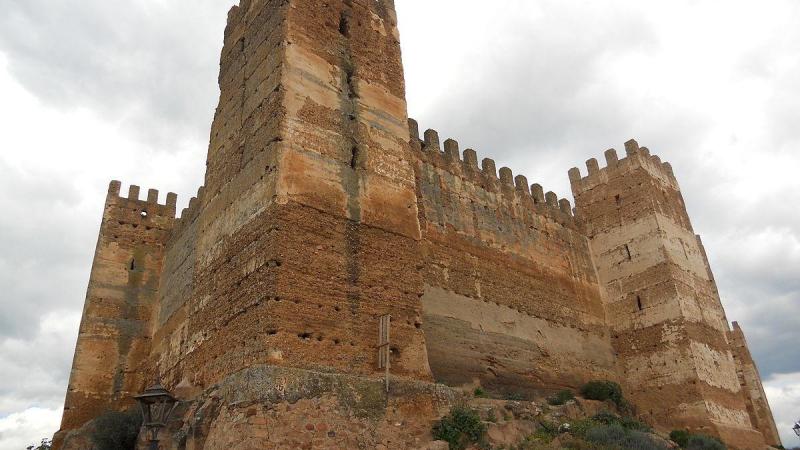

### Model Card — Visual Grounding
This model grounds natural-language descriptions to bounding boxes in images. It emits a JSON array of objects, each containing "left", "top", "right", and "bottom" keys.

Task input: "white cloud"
[
  {"left": 765, "top": 373, "right": 800, "bottom": 447},
  {"left": 0, "top": 407, "right": 61, "bottom": 450},
  {"left": 0, "top": 312, "right": 80, "bottom": 415}
]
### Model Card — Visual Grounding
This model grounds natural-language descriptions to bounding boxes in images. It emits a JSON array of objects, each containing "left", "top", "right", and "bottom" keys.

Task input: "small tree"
[
  {"left": 670, "top": 430, "right": 691, "bottom": 447},
  {"left": 580, "top": 380, "right": 624, "bottom": 407},
  {"left": 432, "top": 406, "right": 487, "bottom": 450},
  {"left": 547, "top": 390, "right": 575, "bottom": 406},
  {"left": 90, "top": 409, "right": 142, "bottom": 450},
  {"left": 27, "top": 438, "right": 52, "bottom": 450}
]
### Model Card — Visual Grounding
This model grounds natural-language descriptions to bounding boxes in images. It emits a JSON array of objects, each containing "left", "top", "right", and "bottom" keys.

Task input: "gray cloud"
[
  {"left": 0, "top": 312, "right": 79, "bottom": 416},
  {"left": 0, "top": 0, "right": 234, "bottom": 147},
  {"left": 400, "top": 1, "right": 711, "bottom": 199},
  {"left": 0, "top": 160, "right": 92, "bottom": 340}
]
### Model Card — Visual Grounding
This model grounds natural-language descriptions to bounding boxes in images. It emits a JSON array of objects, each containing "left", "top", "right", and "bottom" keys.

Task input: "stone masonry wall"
[
  {"left": 271, "top": 0, "right": 429, "bottom": 379},
  {"left": 729, "top": 322, "right": 782, "bottom": 446},
  {"left": 411, "top": 123, "right": 616, "bottom": 397}
]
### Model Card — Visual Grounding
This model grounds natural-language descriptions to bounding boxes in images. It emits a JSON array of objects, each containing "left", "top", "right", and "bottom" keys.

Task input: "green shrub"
[
  {"left": 620, "top": 416, "right": 652, "bottom": 433},
  {"left": 505, "top": 392, "right": 525, "bottom": 401},
  {"left": 585, "top": 424, "right": 667, "bottom": 450},
  {"left": 585, "top": 423, "right": 628, "bottom": 443},
  {"left": 473, "top": 387, "right": 486, "bottom": 398},
  {"left": 519, "top": 434, "right": 557, "bottom": 449},
  {"left": 686, "top": 434, "right": 726, "bottom": 450},
  {"left": 670, "top": 430, "right": 691, "bottom": 447},
  {"left": 432, "top": 406, "right": 487, "bottom": 450},
  {"left": 588, "top": 411, "right": 651, "bottom": 433},
  {"left": 580, "top": 380, "right": 624, "bottom": 406},
  {"left": 617, "top": 398, "right": 637, "bottom": 416},
  {"left": 567, "top": 418, "right": 598, "bottom": 439},
  {"left": 591, "top": 411, "right": 620, "bottom": 425},
  {"left": 547, "top": 389, "right": 575, "bottom": 405},
  {"left": 91, "top": 409, "right": 142, "bottom": 450},
  {"left": 529, "top": 420, "right": 560, "bottom": 443},
  {"left": 625, "top": 431, "right": 669, "bottom": 450},
  {"left": 669, "top": 430, "right": 726, "bottom": 450}
]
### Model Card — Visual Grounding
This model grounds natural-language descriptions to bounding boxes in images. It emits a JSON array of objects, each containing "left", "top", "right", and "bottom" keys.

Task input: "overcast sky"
[{"left": 0, "top": 0, "right": 798, "bottom": 448}]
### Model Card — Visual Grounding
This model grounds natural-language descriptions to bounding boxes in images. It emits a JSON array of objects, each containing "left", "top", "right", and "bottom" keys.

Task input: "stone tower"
[
  {"left": 156, "top": 0, "right": 430, "bottom": 383},
  {"left": 59, "top": 183, "right": 176, "bottom": 431},
  {"left": 570, "top": 142, "right": 767, "bottom": 447}
]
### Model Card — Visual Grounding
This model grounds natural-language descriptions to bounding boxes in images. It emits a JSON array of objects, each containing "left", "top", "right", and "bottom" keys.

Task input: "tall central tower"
[{"left": 151, "top": 0, "right": 430, "bottom": 388}]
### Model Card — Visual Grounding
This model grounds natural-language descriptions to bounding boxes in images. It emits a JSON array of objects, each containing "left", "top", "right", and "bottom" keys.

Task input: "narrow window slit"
[
  {"left": 350, "top": 146, "right": 359, "bottom": 169},
  {"left": 624, "top": 244, "right": 632, "bottom": 261},
  {"left": 637, "top": 295, "right": 643, "bottom": 311},
  {"left": 129, "top": 258, "right": 136, "bottom": 271}
]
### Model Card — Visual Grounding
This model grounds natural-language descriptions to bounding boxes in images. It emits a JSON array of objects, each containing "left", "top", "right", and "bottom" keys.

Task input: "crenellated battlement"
[
  {"left": 107, "top": 180, "right": 178, "bottom": 220},
  {"left": 170, "top": 185, "right": 206, "bottom": 237},
  {"left": 568, "top": 139, "right": 678, "bottom": 196},
  {"left": 101, "top": 180, "right": 178, "bottom": 250},
  {"left": 166, "top": 186, "right": 206, "bottom": 244},
  {"left": 409, "top": 119, "right": 576, "bottom": 228}
]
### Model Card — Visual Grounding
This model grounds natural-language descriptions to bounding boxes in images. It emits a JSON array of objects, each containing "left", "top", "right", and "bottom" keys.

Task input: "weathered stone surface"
[
  {"left": 53, "top": 1, "right": 780, "bottom": 449},
  {"left": 729, "top": 322, "right": 782, "bottom": 446},
  {"left": 155, "top": 366, "right": 462, "bottom": 450},
  {"left": 571, "top": 150, "right": 777, "bottom": 448}
]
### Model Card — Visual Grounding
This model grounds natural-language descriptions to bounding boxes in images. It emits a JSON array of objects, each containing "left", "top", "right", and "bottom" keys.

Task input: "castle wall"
[
  {"left": 571, "top": 143, "right": 766, "bottom": 448},
  {"left": 156, "top": 196, "right": 199, "bottom": 329},
  {"left": 729, "top": 322, "right": 782, "bottom": 447},
  {"left": 412, "top": 127, "right": 616, "bottom": 396},
  {"left": 57, "top": 182, "right": 175, "bottom": 436}
]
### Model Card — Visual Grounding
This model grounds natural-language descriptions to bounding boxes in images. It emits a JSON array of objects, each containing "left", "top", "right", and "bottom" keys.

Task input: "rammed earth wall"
[{"left": 411, "top": 126, "right": 616, "bottom": 396}]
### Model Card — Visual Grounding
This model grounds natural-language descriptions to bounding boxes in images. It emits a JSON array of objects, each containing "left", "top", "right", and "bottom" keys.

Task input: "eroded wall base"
[{"left": 422, "top": 286, "right": 615, "bottom": 397}]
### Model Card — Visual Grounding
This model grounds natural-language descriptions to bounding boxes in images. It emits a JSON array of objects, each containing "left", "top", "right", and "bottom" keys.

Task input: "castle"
[{"left": 54, "top": 0, "right": 781, "bottom": 448}]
